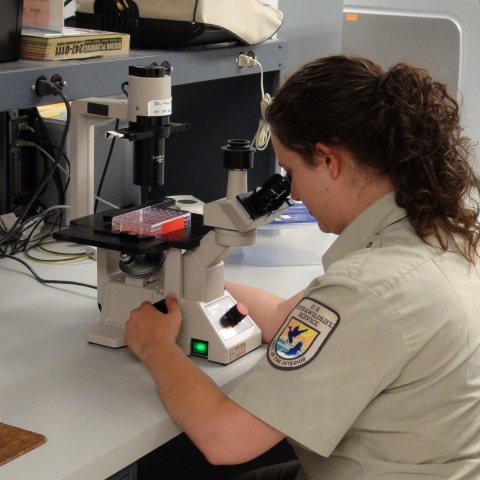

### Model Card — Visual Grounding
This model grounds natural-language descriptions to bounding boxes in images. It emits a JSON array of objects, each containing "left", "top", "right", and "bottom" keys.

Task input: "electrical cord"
[
  {"left": 33, "top": 107, "right": 67, "bottom": 208},
  {"left": 94, "top": 195, "right": 120, "bottom": 210},
  {"left": 14, "top": 142, "right": 119, "bottom": 213},
  {"left": 1, "top": 207, "right": 96, "bottom": 287},
  {"left": 20, "top": 127, "right": 65, "bottom": 206},
  {"left": 121, "top": 82, "right": 129, "bottom": 97},
  {"left": 0, "top": 86, "right": 71, "bottom": 252},
  {"left": 25, "top": 237, "right": 94, "bottom": 264},
  {"left": 2, "top": 206, "right": 71, "bottom": 255},
  {"left": 238, "top": 54, "right": 273, "bottom": 150},
  {"left": 26, "top": 110, "right": 72, "bottom": 198},
  {"left": 252, "top": 91, "right": 272, "bottom": 151},
  {"left": 47, "top": 144, "right": 71, "bottom": 198},
  {"left": 95, "top": 118, "right": 120, "bottom": 212},
  {"left": 9, "top": 111, "right": 63, "bottom": 221},
  {"left": 0, "top": 254, "right": 97, "bottom": 290},
  {"left": 11, "top": 213, "right": 57, "bottom": 255},
  {"left": 94, "top": 81, "right": 130, "bottom": 212},
  {"left": 17, "top": 141, "right": 69, "bottom": 176},
  {"left": 19, "top": 107, "right": 68, "bottom": 217},
  {"left": 0, "top": 82, "right": 96, "bottom": 290},
  {"left": 4, "top": 140, "right": 70, "bottom": 244}
]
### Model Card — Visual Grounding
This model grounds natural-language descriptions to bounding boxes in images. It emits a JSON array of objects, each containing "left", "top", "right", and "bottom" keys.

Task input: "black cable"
[
  {"left": 0, "top": 86, "right": 71, "bottom": 251},
  {"left": 94, "top": 118, "right": 120, "bottom": 212},
  {"left": 49, "top": 143, "right": 71, "bottom": 224},
  {"left": 4, "top": 208, "right": 62, "bottom": 255},
  {"left": 27, "top": 109, "right": 61, "bottom": 206},
  {"left": 49, "top": 144, "right": 71, "bottom": 170},
  {"left": 34, "top": 214, "right": 62, "bottom": 242},
  {"left": 46, "top": 143, "right": 70, "bottom": 201},
  {"left": 30, "top": 123, "right": 71, "bottom": 174},
  {"left": 29, "top": 132, "right": 71, "bottom": 225},
  {"left": 93, "top": 82, "right": 129, "bottom": 213},
  {"left": 33, "top": 108, "right": 66, "bottom": 206},
  {"left": 10, "top": 210, "right": 63, "bottom": 255},
  {"left": 0, "top": 254, "right": 97, "bottom": 290}
]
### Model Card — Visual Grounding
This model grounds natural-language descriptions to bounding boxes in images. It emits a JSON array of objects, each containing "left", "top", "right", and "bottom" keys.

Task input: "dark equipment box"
[
  {"left": 1, "top": 0, "right": 24, "bottom": 63},
  {"left": 75, "top": 11, "right": 238, "bottom": 49}
]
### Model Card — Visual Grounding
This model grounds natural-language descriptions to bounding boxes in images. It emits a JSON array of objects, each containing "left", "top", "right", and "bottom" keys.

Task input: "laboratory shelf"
[{"left": 0, "top": 39, "right": 287, "bottom": 111}]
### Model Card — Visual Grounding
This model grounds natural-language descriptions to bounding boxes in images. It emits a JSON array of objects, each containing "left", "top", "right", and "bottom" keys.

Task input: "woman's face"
[
  {"left": 272, "top": 135, "right": 396, "bottom": 235},
  {"left": 272, "top": 135, "right": 339, "bottom": 234}
]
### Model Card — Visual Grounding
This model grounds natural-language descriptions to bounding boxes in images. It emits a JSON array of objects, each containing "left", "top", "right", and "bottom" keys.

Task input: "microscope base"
[
  {"left": 86, "top": 323, "right": 127, "bottom": 348},
  {"left": 88, "top": 279, "right": 164, "bottom": 348}
]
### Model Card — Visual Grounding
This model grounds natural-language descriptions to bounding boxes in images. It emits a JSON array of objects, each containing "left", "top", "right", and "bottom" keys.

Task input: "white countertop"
[{"left": 0, "top": 247, "right": 322, "bottom": 480}]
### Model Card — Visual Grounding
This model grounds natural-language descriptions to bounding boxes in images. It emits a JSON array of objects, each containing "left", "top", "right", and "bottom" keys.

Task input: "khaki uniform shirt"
[{"left": 229, "top": 192, "right": 480, "bottom": 479}]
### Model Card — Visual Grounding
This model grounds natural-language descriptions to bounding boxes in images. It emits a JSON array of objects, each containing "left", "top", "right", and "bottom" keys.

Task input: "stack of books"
[{"left": 20, "top": 27, "right": 130, "bottom": 61}]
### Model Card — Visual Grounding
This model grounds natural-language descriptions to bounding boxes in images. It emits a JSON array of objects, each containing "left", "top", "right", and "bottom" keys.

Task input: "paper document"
[{"left": 23, "top": 0, "right": 63, "bottom": 33}]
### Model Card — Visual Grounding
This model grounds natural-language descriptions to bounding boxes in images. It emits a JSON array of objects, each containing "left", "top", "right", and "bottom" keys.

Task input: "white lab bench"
[
  {"left": 0, "top": 35, "right": 310, "bottom": 479},
  {"left": 0, "top": 248, "right": 322, "bottom": 480}
]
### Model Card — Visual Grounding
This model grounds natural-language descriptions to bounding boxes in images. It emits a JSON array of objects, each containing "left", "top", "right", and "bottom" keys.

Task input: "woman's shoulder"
[{"left": 324, "top": 220, "right": 468, "bottom": 300}]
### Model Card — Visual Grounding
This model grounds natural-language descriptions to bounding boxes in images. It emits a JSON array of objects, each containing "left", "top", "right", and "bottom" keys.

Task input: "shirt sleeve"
[{"left": 228, "top": 274, "right": 410, "bottom": 457}]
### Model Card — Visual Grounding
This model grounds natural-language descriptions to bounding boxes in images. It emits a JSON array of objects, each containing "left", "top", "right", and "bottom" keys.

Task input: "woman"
[{"left": 125, "top": 56, "right": 480, "bottom": 479}]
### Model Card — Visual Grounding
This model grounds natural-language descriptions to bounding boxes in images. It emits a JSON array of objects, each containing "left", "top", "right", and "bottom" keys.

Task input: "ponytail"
[{"left": 266, "top": 55, "right": 480, "bottom": 261}]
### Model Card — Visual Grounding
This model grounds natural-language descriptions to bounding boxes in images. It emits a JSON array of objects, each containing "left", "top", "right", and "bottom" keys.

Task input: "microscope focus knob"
[{"left": 221, "top": 303, "right": 249, "bottom": 328}]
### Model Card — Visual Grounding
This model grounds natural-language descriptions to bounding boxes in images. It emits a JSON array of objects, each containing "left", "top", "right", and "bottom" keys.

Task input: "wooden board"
[{"left": 0, "top": 423, "right": 47, "bottom": 467}]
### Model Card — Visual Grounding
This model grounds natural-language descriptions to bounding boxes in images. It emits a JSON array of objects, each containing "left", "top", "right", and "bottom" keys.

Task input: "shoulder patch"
[{"left": 267, "top": 297, "right": 340, "bottom": 370}]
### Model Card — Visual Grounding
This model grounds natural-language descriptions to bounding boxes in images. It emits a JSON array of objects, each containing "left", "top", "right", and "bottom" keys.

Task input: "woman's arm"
[
  {"left": 225, "top": 280, "right": 303, "bottom": 343},
  {"left": 125, "top": 296, "right": 285, "bottom": 465}
]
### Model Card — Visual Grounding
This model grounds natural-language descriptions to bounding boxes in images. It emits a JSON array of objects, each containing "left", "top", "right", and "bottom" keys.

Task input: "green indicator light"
[{"left": 192, "top": 340, "right": 208, "bottom": 356}]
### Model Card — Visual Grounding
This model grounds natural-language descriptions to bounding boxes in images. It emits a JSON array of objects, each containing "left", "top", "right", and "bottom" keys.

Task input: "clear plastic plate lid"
[
  {"left": 111, "top": 205, "right": 191, "bottom": 237},
  {"left": 266, "top": 202, "right": 316, "bottom": 226}
]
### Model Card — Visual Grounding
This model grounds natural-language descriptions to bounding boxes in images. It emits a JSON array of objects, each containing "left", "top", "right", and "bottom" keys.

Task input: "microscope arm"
[
  {"left": 182, "top": 230, "right": 232, "bottom": 304},
  {"left": 70, "top": 97, "right": 128, "bottom": 220}
]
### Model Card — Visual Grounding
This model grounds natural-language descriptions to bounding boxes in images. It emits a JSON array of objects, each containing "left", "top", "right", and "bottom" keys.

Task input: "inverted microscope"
[{"left": 54, "top": 63, "right": 292, "bottom": 364}]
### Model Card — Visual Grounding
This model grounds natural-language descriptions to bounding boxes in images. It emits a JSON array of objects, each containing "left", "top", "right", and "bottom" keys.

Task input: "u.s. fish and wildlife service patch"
[{"left": 268, "top": 297, "right": 340, "bottom": 370}]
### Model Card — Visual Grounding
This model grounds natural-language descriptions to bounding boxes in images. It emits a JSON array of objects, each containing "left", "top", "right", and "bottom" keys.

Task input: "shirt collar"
[{"left": 322, "top": 191, "right": 408, "bottom": 271}]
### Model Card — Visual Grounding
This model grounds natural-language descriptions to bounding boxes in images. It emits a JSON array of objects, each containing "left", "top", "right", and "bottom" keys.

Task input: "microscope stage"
[{"left": 53, "top": 200, "right": 212, "bottom": 254}]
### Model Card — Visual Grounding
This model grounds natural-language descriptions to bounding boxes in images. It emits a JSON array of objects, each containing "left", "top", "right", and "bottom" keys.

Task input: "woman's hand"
[
  {"left": 124, "top": 293, "right": 182, "bottom": 363},
  {"left": 225, "top": 281, "right": 303, "bottom": 343}
]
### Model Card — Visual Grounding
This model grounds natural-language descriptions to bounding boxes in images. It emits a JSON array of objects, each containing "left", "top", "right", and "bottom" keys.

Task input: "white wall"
[
  {"left": 343, "top": 0, "right": 480, "bottom": 175},
  {"left": 277, "top": 0, "right": 343, "bottom": 76}
]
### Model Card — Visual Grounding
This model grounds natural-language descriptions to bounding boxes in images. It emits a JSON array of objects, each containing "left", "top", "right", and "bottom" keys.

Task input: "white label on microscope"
[{"left": 148, "top": 98, "right": 172, "bottom": 116}]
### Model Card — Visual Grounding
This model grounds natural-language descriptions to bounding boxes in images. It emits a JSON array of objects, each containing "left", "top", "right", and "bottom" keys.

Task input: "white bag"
[{"left": 76, "top": 0, "right": 284, "bottom": 47}]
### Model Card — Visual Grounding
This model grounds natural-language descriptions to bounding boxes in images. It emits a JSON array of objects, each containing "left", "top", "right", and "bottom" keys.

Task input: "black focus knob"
[
  {"left": 221, "top": 303, "right": 248, "bottom": 328},
  {"left": 153, "top": 299, "right": 168, "bottom": 314}
]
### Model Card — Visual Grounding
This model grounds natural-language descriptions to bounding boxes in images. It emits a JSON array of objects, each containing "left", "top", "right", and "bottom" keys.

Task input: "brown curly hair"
[{"left": 266, "top": 55, "right": 480, "bottom": 262}]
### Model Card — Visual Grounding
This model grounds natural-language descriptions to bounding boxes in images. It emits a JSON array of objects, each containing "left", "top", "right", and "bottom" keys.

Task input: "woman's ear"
[{"left": 314, "top": 143, "right": 343, "bottom": 180}]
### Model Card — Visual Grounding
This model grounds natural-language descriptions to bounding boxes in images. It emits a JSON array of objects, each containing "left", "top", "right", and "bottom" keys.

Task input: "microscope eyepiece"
[
  {"left": 247, "top": 173, "right": 291, "bottom": 211},
  {"left": 222, "top": 139, "right": 255, "bottom": 170},
  {"left": 238, "top": 172, "right": 292, "bottom": 219},
  {"left": 225, "top": 139, "right": 252, "bottom": 150}
]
